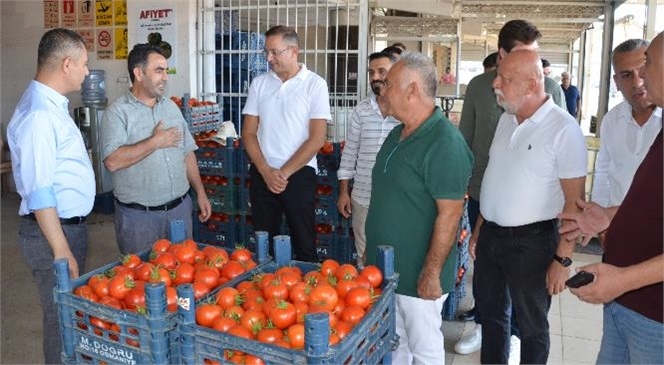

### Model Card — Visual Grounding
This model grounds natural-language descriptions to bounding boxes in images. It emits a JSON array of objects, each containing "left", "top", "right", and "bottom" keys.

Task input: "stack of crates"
[
  {"left": 441, "top": 197, "right": 472, "bottom": 321},
  {"left": 216, "top": 30, "right": 268, "bottom": 131}
]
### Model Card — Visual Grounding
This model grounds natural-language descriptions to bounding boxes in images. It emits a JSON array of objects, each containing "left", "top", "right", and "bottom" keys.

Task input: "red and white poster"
[
  {"left": 137, "top": 8, "right": 177, "bottom": 73},
  {"left": 77, "top": 29, "right": 95, "bottom": 52},
  {"left": 96, "top": 28, "right": 113, "bottom": 60},
  {"left": 77, "top": 0, "right": 94, "bottom": 28},
  {"left": 44, "top": 0, "right": 60, "bottom": 29},
  {"left": 62, "top": 0, "right": 77, "bottom": 28}
]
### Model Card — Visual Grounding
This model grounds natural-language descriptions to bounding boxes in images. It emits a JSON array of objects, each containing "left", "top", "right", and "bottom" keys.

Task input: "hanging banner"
[
  {"left": 44, "top": 0, "right": 60, "bottom": 29},
  {"left": 95, "top": 0, "right": 113, "bottom": 27},
  {"left": 115, "top": 27, "right": 128, "bottom": 60},
  {"left": 137, "top": 8, "right": 177, "bottom": 74},
  {"left": 77, "top": 0, "right": 94, "bottom": 28},
  {"left": 114, "top": 0, "right": 127, "bottom": 26},
  {"left": 62, "top": 0, "right": 77, "bottom": 28},
  {"left": 77, "top": 29, "right": 95, "bottom": 51},
  {"left": 96, "top": 28, "right": 113, "bottom": 60}
]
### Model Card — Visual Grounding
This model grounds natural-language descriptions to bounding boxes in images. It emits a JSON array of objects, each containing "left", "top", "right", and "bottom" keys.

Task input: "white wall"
[{"left": 0, "top": 0, "right": 196, "bottom": 143}]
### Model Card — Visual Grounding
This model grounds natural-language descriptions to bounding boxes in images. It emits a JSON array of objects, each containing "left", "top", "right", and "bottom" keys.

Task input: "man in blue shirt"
[
  {"left": 8, "top": 28, "right": 95, "bottom": 364},
  {"left": 561, "top": 71, "right": 581, "bottom": 119}
]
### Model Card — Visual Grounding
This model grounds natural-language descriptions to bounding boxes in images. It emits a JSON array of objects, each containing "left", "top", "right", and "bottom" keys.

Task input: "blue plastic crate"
[
  {"left": 55, "top": 221, "right": 190, "bottom": 365},
  {"left": 335, "top": 233, "right": 358, "bottom": 265},
  {"left": 442, "top": 199, "right": 471, "bottom": 321},
  {"left": 238, "top": 187, "right": 251, "bottom": 215},
  {"left": 177, "top": 236, "right": 399, "bottom": 365},
  {"left": 316, "top": 154, "right": 339, "bottom": 179},
  {"left": 315, "top": 231, "right": 336, "bottom": 261},
  {"left": 236, "top": 214, "right": 255, "bottom": 251},
  {"left": 198, "top": 222, "right": 238, "bottom": 248},
  {"left": 196, "top": 146, "right": 238, "bottom": 176},
  {"left": 314, "top": 196, "right": 341, "bottom": 227},
  {"left": 220, "top": 68, "right": 258, "bottom": 94},
  {"left": 221, "top": 97, "right": 247, "bottom": 128}
]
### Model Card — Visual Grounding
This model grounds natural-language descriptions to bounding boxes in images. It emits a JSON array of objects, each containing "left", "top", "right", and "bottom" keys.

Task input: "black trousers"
[{"left": 249, "top": 164, "right": 318, "bottom": 262}]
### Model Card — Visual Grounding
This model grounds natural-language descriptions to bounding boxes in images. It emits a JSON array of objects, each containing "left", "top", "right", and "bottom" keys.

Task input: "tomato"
[
  {"left": 244, "top": 354, "right": 265, "bottom": 365},
  {"left": 192, "top": 281, "right": 211, "bottom": 300},
  {"left": 74, "top": 285, "right": 99, "bottom": 301},
  {"left": 99, "top": 295, "right": 124, "bottom": 310},
  {"left": 152, "top": 238, "right": 172, "bottom": 253},
  {"left": 172, "top": 262, "right": 195, "bottom": 285},
  {"left": 134, "top": 262, "right": 155, "bottom": 282},
  {"left": 173, "top": 244, "right": 197, "bottom": 265},
  {"left": 227, "top": 324, "right": 253, "bottom": 340},
  {"left": 124, "top": 286, "right": 146, "bottom": 311},
  {"left": 360, "top": 265, "right": 383, "bottom": 288},
  {"left": 333, "top": 320, "right": 353, "bottom": 339},
  {"left": 91, "top": 276, "right": 110, "bottom": 298},
  {"left": 111, "top": 265, "right": 135, "bottom": 279},
  {"left": 166, "top": 286, "right": 178, "bottom": 312},
  {"left": 239, "top": 309, "right": 267, "bottom": 332},
  {"left": 149, "top": 267, "right": 173, "bottom": 287},
  {"left": 332, "top": 296, "right": 345, "bottom": 317},
  {"left": 121, "top": 254, "right": 142, "bottom": 269},
  {"left": 257, "top": 273, "right": 275, "bottom": 289},
  {"left": 211, "top": 316, "right": 238, "bottom": 333},
  {"left": 221, "top": 260, "right": 246, "bottom": 280},
  {"left": 275, "top": 266, "right": 302, "bottom": 279},
  {"left": 196, "top": 303, "right": 223, "bottom": 327},
  {"left": 303, "top": 271, "right": 324, "bottom": 286},
  {"left": 344, "top": 287, "right": 371, "bottom": 310},
  {"left": 269, "top": 300, "right": 297, "bottom": 330},
  {"left": 278, "top": 271, "right": 300, "bottom": 289},
  {"left": 340, "top": 305, "right": 365, "bottom": 326},
  {"left": 90, "top": 316, "right": 110, "bottom": 330},
  {"left": 257, "top": 326, "right": 283, "bottom": 343},
  {"left": 215, "top": 287, "right": 241, "bottom": 310},
  {"left": 335, "top": 264, "right": 358, "bottom": 281},
  {"left": 262, "top": 278, "right": 289, "bottom": 300},
  {"left": 224, "top": 305, "right": 245, "bottom": 321},
  {"left": 309, "top": 284, "right": 338, "bottom": 312},
  {"left": 320, "top": 259, "right": 340, "bottom": 277},
  {"left": 151, "top": 252, "right": 177, "bottom": 270},
  {"left": 109, "top": 275, "right": 135, "bottom": 300},
  {"left": 293, "top": 301, "right": 309, "bottom": 324},
  {"left": 181, "top": 238, "right": 198, "bottom": 250},
  {"left": 288, "top": 282, "right": 310, "bottom": 304},
  {"left": 194, "top": 265, "right": 220, "bottom": 289},
  {"left": 329, "top": 332, "right": 341, "bottom": 346},
  {"left": 355, "top": 275, "right": 373, "bottom": 290},
  {"left": 231, "top": 247, "right": 252, "bottom": 262},
  {"left": 335, "top": 279, "right": 359, "bottom": 299},
  {"left": 241, "top": 292, "right": 265, "bottom": 311},
  {"left": 286, "top": 323, "right": 305, "bottom": 349},
  {"left": 236, "top": 280, "right": 256, "bottom": 293}
]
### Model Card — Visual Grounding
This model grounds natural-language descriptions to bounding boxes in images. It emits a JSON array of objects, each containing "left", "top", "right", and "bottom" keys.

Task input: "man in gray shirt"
[{"left": 102, "top": 43, "right": 211, "bottom": 254}]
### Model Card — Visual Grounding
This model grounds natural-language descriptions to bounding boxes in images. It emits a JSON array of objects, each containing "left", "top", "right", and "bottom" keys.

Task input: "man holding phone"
[{"left": 559, "top": 31, "right": 663, "bottom": 364}]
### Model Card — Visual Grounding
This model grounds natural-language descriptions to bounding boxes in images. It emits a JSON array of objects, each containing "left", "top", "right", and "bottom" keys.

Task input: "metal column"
[{"left": 596, "top": 0, "right": 617, "bottom": 132}]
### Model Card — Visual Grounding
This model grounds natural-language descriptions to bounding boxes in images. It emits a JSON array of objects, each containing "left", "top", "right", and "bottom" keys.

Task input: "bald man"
[
  {"left": 559, "top": 31, "right": 663, "bottom": 364},
  {"left": 474, "top": 49, "right": 586, "bottom": 364}
]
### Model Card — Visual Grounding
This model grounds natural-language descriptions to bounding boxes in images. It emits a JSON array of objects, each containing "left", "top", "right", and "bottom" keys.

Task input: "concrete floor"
[{"left": 0, "top": 192, "right": 604, "bottom": 364}]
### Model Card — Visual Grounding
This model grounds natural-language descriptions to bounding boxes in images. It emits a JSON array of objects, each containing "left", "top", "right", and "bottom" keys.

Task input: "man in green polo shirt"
[{"left": 365, "top": 52, "right": 473, "bottom": 364}]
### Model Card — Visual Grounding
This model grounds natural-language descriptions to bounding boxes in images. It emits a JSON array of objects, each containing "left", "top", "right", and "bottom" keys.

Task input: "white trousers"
[{"left": 393, "top": 293, "right": 448, "bottom": 365}]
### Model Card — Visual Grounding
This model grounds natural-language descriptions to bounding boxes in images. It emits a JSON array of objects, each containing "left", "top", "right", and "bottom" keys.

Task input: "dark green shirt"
[
  {"left": 459, "top": 70, "right": 567, "bottom": 200},
  {"left": 365, "top": 107, "right": 474, "bottom": 297}
]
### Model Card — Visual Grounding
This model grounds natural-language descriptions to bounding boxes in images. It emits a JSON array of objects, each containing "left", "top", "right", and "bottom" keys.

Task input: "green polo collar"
[{"left": 406, "top": 106, "right": 444, "bottom": 140}]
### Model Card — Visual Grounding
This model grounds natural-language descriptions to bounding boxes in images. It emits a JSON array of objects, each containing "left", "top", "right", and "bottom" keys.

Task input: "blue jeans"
[
  {"left": 467, "top": 197, "right": 520, "bottom": 338},
  {"left": 114, "top": 194, "right": 194, "bottom": 254},
  {"left": 475, "top": 220, "right": 557, "bottom": 364},
  {"left": 18, "top": 218, "right": 88, "bottom": 365},
  {"left": 597, "top": 301, "right": 664, "bottom": 364}
]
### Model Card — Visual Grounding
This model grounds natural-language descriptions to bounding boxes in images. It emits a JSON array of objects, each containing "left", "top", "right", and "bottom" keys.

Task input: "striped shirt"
[{"left": 338, "top": 93, "right": 400, "bottom": 207}]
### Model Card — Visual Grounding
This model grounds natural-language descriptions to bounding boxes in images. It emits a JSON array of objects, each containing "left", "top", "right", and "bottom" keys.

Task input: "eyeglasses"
[{"left": 263, "top": 46, "right": 292, "bottom": 57}]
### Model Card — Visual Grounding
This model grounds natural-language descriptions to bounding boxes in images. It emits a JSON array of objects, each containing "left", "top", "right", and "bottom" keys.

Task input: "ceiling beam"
[
  {"left": 462, "top": 17, "right": 602, "bottom": 24},
  {"left": 461, "top": 0, "right": 606, "bottom": 5}
]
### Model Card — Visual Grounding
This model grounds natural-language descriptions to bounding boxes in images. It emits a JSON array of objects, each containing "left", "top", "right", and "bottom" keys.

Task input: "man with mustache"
[
  {"left": 101, "top": 43, "right": 211, "bottom": 254},
  {"left": 591, "top": 39, "right": 661, "bottom": 224},
  {"left": 559, "top": 31, "right": 663, "bottom": 364},
  {"left": 476, "top": 49, "right": 586, "bottom": 364},
  {"left": 337, "top": 51, "right": 400, "bottom": 267}
]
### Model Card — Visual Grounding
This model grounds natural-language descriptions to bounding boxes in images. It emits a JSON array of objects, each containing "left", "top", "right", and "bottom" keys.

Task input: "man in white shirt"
[
  {"left": 474, "top": 49, "right": 586, "bottom": 364},
  {"left": 592, "top": 39, "right": 662, "bottom": 214},
  {"left": 242, "top": 25, "right": 331, "bottom": 262},
  {"left": 337, "top": 51, "right": 400, "bottom": 266}
]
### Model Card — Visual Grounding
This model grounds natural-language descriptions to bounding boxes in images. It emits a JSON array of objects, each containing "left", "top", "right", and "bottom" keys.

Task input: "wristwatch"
[{"left": 553, "top": 254, "right": 572, "bottom": 267}]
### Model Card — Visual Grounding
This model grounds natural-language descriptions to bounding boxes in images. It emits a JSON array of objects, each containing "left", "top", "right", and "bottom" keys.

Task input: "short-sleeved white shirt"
[
  {"left": 480, "top": 96, "right": 587, "bottom": 226},
  {"left": 242, "top": 64, "right": 332, "bottom": 170}
]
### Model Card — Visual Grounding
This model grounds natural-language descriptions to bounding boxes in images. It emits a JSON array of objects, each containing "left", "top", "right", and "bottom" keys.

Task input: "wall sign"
[{"left": 137, "top": 8, "right": 177, "bottom": 74}]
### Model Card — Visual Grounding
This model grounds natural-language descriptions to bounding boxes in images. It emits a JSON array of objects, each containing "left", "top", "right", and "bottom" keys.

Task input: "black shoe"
[{"left": 458, "top": 307, "right": 477, "bottom": 322}]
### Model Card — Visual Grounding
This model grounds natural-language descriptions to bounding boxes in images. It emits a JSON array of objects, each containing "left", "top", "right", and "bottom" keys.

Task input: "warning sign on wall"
[
  {"left": 77, "top": 29, "right": 95, "bottom": 52},
  {"left": 77, "top": 0, "right": 94, "bottom": 28},
  {"left": 62, "top": 0, "right": 76, "bottom": 28},
  {"left": 44, "top": 0, "right": 60, "bottom": 29},
  {"left": 115, "top": 27, "right": 128, "bottom": 60},
  {"left": 95, "top": 0, "right": 113, "bottom": 27},
  {"left": 114, "top": 0, "right": 127, "bottom": 26},
  {"left": 96, "top": 28, "right": 113, "bottom": 60}
]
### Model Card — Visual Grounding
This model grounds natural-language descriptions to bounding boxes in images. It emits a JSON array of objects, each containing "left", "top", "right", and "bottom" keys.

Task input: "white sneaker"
[
  {"left": 508, "top": 335, "right": 521, "bottom": 365},
  {"left": 454, "top": 324, "right": 482, "bottom": 355}
]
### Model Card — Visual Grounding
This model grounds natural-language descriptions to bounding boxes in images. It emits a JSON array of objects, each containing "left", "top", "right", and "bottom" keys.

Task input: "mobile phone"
[{"left": 565, "top": 271, "right": 595, "bottom": 288}]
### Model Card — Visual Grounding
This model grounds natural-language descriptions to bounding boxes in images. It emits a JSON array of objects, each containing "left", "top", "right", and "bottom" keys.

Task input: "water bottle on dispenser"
[{"left": 81, "top": 69, "right": 107, "bottom": 107}]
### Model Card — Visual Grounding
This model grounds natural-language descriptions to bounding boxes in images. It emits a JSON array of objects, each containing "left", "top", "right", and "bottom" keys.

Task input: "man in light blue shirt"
[{"left": 7, "top": 28, "right": 95, "bottom": 364}]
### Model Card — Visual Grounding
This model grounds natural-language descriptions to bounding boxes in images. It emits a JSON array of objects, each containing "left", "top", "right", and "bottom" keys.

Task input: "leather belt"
[
  {"left": 24, "top": 213, "right": 87, "bottom": 225},
  {"left": 483, "top": 219, "right": 558, "bottom": 237},
  {"left": 115, "top": 194, "right": 186, "bottom": 212}
]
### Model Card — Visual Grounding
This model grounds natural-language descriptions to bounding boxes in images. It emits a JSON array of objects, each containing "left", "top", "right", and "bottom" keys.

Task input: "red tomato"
[
  {"left": 231, "top": 247, "right": 252, "bottom": 262},
  {"left": 257, "top": 326, "right": 283, "bottom": 343},
  {"left": 224, "top": 305, "right": 245, "bottom": 321},
  {"left": 288, "top": 282, "right": 311, "bottom": 304},
  {"left": 286, "top": 323, "right": 305, "bottom": 349},
  {"left": 335, "top": 279, "right": 359, "bottom": 299},
  {"left": 151, "top": 252, "right": 177, "bottom": 270},
  {"left": 309, "top": 284, "right": 338, "bottom": 312},
  {"left": 74, "top": 285, "right": 99, "bottom": 301},
  {"left": 333, "top": 320, "right": 353, "bottom": 339},
  {"left": 192, "top": 281, "right": 211, "bottom": 300},
  {"left": 227, "top": 324, "right": 253, "bottom": 340},
  {"left": 172, "top": 262, "right": 195, "bottom": 285},
  {"left": 196, "top": 303, "right": 223, "bottom": 327},
  {"left": 344, "top": 287, "right": 371, "bottom": 310},
  {"left": 109, "top": 275, "right": 135, "bottom": 301},
  {"left": 239, "top": 309, "right": 267, "bottom": 331},
  {"left": 293, "top": 301, "right": 309, "bottom": 324},
  {"left": 194, "top": 265, "right": 220, "bottom": 289},
  {"left": 268, "top": 300, "right": 297, "bottom": 330},
  {"left": 211, "top": 316, "right": 238, "bottom": 333},
  {"left": 340, "top": 305, "right": 365, "bottom": 326},
  {"left": 166, "top": 286, "right": 178, "bottom": 312},
  {"left": 262, "top": 278, "right": 289, "bottom": 300},
  {"left": 244, "top": 355, "right": 265, "bottom": 365},
  {"left": 173, "top": 244, "right": 197, "bottom": 265},
  {"left": 149, "top": 267, "right": 173, "bottom": 287},
  {"left": 221, "top": 260, "right": 246, "bottom": 280},
  {"left": 124, "top": 286, "right": 146, "bottom": 311},
  {"left": 320, "top": 259, "right": 340, "bottom": 277},
  {"left": 335, "top": 264, "right": 358, "bottom": 281},
  {"left": 121, "top": 254, "right": 142, "bottom": 269},
  {"left": 91, "top": 276, "right": 110, "bottom": 298},
  {"left": 134, "top": 262, "right": 155, "bottom": 282},
  {"left": 360, "top": 265, "right": 383, "bottom": 288},
  {"left": 152, "top": 238, "right": 172, "bottom": 253},
  {"left": 215, "top": 287, "right": 241, "bottom": 310}
]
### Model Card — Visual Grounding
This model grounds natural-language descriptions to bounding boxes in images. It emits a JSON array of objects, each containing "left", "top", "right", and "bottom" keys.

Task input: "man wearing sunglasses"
[{"left": 242, "top": 25, "right": 332, "bottom": 262}]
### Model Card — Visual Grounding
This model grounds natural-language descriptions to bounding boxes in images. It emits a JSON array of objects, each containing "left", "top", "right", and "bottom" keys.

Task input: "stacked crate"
[{"left": 441, "top": 198, "right": 472, "bottom": 321}]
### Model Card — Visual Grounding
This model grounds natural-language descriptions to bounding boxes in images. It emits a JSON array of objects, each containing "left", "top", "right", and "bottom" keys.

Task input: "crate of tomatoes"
[
  {"left": 54, "top": 221, "right": 270, "bottom": 365},
  {"left": 177, "top": 235, "right": 399, "bottom": 365}
]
